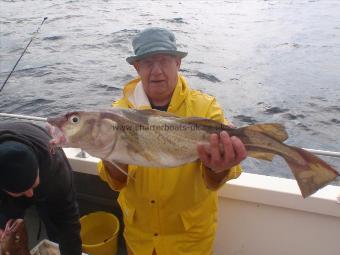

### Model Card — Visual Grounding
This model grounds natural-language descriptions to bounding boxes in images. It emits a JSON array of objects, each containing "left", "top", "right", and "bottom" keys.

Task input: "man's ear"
[
  {"left": 133, "top": 62, "right": 140, "bottom": 74},
  {"left": 175, "top": 57, "right": 182, "bottom": 70}
]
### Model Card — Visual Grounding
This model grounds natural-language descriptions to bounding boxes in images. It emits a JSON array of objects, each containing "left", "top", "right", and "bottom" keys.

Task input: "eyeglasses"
[{"left": 138, "top": 55, "right": 176, "bottom": 70}]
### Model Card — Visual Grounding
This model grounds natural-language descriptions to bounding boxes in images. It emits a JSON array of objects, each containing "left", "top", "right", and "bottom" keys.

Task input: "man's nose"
[
  {"left": 150, "top": 62, "right": 163, "bottom": 75},
  {"left": 24, "top": 189, "right": 34, "bottom": 198}
]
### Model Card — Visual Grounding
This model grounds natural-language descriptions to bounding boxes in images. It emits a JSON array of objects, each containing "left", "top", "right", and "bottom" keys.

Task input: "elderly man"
[
  {"left": 0, "top": 121, "right": 82, "bottom": 255},
  {"left": 97, "top": 27, "right": 247, "bottom": 255}
]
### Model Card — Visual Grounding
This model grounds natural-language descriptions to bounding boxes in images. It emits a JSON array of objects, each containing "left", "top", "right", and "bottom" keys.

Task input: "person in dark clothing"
[{"left": 0, "top": 121, "right": 82, "bottom": 255}]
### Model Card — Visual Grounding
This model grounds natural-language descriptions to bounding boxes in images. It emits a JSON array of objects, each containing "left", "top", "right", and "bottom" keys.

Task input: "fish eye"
[{"left": 70, "top": 115, "right": 80, "bottom": 124}]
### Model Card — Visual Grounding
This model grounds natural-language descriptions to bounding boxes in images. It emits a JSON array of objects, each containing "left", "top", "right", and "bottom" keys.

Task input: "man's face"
[
  {"left": 4, "top": 175, "right": 40, "bottom": 198},
  {"left": 133, "top": 54, "right": 181, "bottom": 106}
]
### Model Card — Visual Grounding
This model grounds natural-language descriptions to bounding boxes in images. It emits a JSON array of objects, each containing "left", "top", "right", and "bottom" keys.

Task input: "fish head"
[
  {"left": 0, "top": 219, "right": 29, "bottom": 255},
  {"left": 47, "top": 111, "right": 119, "bottom": 155},
  {"left": 47, "top": 111, "right": 83, "bottom": 147}
]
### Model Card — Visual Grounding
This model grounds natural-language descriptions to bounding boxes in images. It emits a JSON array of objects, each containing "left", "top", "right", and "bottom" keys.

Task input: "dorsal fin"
[
  {"left": 241, "top": 123, "right": 288, "bottom": 142},
  {"left": 177, "top": 117, "right": 230, "bottom": 129}
]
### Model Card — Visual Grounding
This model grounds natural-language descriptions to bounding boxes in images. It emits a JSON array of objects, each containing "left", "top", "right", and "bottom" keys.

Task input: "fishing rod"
[
  {"left": 0, "top": 17, "right": 48, "bottom": 93},
  {"left": 0, "top": 112, "right": 46, "bottom": 122}
]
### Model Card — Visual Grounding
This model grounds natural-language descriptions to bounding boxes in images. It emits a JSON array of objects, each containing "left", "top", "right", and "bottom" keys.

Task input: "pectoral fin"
[{"left": 110, "top": 161, "right": 136, "bottom": 181}]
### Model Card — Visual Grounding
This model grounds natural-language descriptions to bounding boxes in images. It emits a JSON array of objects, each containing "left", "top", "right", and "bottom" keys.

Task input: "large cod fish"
[
  {"left": 0, "top": 219, "right": 30, "bottom": 255},
  {"left": 47, "top": 108, "right": 339, "bottom": 198}
]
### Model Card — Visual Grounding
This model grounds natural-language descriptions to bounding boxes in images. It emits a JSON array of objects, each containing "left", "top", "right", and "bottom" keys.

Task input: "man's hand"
[
  {"left": 197, "top": 131, "right": 247, "bottom": 173},
  {"left": 0, "top": 227, "right": 9, "bottom": 255}
]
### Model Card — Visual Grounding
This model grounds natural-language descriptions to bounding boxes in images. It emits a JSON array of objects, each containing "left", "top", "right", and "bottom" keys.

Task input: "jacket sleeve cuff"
[{"left": 97, "top": 160, "right": 127, "bottom": 191}]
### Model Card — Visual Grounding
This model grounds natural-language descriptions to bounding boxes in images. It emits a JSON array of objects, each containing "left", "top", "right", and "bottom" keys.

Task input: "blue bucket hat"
[{"left": 126, "top": 27, "right": 187, "bottom": 64}]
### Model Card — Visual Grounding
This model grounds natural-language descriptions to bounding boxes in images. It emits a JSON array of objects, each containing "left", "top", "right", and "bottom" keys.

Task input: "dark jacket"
[{"left": 0, "top": 121, "right": 81, "bottom": 255}]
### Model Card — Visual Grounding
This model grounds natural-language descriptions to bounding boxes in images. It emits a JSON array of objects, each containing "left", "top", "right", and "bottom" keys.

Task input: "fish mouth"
[{"left": 46, "top": 122, "right": 68, "bottom": 147}]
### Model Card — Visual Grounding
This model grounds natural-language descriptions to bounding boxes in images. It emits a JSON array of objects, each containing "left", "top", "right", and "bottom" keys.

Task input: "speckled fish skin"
[
  {"left": 0, "top": 219, "right": 30, "bottom": 255},
  {"left": 47, "top": 108, "right": 339, "bottom": 198}
]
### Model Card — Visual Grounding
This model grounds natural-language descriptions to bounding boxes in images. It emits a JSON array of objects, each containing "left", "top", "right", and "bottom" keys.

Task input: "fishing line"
[{"left": 0, "top": 17, "right": 48, "bottom": 93}]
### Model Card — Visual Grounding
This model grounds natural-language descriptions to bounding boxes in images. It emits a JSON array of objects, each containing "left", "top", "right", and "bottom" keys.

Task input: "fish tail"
[
  {"left": 234, "top": 123, "right": 339, "bottom": 198},
  {"left": 284, "top": 147, "right": 339, "bottom": 198}
]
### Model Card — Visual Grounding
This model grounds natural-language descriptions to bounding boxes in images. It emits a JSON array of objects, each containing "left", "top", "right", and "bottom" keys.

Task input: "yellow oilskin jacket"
[{"left": 97, "top": 75, "right": 242, "bottom": 255}]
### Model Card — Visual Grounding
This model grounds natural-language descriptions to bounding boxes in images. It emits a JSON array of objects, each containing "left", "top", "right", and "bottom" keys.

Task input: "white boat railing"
[{"left": 1, "top": 112, "right": 340, "bottom": 158}]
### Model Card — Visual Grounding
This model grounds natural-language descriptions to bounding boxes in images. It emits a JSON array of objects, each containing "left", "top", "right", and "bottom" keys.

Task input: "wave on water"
[
  {"left": 180, "top": 69, "right": 221, "bottom": 83},
  {"left": 264, "top": 106, "right": 289, "bottom": 114},
  {"left": 234, "top": 115, "right": 258, "bottom": 124},
  {"left": 43, "top": 35, "right": 66, "bottom": 41},
  {"left": 161, "top": 18, "right": 188, "bottom": 24}
]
